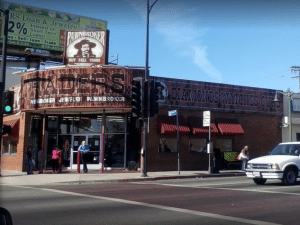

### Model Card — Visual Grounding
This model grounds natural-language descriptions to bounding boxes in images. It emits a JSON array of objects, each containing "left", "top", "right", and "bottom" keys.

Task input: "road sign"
[
  {"left": 203, "top": 111, "right": 210, "bottom": 127},
  {"left": 168, "top": 110, "right": 177, "bottom": 116}
]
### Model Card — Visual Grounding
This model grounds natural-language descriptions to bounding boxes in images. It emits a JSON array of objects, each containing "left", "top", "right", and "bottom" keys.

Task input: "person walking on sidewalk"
[
  {"left": 25, "top": 146, "right": 33, "bottom": 175},
  {"left": 78, "top": 141, "right": 89, "bottom": 173},
  {"left": 52, "top": 146, "right": 59, "bottom": 173},
  {"left": 238, "top": 146, "right": 249, "bottom": 171},
  {"left": 38, "top": 148, "right": 45, "bottom": 174}
]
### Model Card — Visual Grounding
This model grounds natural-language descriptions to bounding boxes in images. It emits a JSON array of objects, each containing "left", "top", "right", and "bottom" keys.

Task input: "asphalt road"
[{"left": 2, "top": 176, "right": 300, "bottom": 225}]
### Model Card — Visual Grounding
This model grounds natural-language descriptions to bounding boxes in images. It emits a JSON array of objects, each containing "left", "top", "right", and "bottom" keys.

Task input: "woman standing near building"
[{"left": 52, "top": 146, "right": 59, "bottom": 173}]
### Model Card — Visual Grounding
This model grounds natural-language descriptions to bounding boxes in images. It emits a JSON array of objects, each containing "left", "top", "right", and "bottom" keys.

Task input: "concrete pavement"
[{"left": 0, "top": 169, "right": 245, "bottom": 186}]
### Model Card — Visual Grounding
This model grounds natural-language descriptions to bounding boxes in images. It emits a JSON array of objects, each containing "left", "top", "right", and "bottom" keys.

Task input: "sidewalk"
[{"left": 0, "top": 169, "right": 245, "bottom": 186}]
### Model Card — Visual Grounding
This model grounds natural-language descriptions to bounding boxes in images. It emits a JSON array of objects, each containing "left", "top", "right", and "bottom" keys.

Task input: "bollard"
[{"left": 77, "top": 151, "right": 81, "bottom": 173}]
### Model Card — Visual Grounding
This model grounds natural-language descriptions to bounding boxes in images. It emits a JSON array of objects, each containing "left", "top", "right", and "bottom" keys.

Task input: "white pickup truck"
[{"left": 246, "top": 142, "right": 300, "bottom": 185}]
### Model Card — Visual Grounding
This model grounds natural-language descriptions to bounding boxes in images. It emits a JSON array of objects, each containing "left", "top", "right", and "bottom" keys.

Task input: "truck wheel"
[
  {"left": 282, "top": 168, "right": 297, "bottom": 185},
  {"left": 253, "top": 178, "right": 267, "bottom": 185}
]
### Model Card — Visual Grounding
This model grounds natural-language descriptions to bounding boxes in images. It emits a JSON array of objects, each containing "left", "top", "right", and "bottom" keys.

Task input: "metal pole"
[
  {"left": 141, "top": 0, "right": 150, "bottom": 177},
  {"left": 141, "top": 0, "right": 160, "bottom": 177},
  {"left": 289, "top": 93, "right": 292, "bottom": 142},
  {"left": 0, "top": 10, "right": 9, "bottom": 176},
  {"left": 176, "top": 109, "right": 180, "bottom": 175},
  {"left": 208, "top": 123, "right": 212, "bottom": 173}
]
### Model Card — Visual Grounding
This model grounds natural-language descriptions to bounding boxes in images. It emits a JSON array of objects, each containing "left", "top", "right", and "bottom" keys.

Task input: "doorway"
[{"left": 71, "top": 135, "right": 102, "bottom": 170}]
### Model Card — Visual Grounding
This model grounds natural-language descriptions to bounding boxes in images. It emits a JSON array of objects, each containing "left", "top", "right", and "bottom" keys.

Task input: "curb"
[{"left": 58, "top": 172, "right": 246, "bottom": 185}]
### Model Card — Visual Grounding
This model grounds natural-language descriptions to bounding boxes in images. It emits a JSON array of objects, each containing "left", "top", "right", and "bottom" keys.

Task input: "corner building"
[{"left": 1, "top": 66, "right": 283, "bottom": 172}]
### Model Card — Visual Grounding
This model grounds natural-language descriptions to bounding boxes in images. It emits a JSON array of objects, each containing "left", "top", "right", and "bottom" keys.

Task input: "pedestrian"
[
  {"left": 38, "top": 148, "right": 45, "bottom": 174},
  {"left": 25, "top": 146, "right": 33, "bottom": 175},
  {"left": 78, "top": 141, "right": 89, "bottom": 173},
  {"left": 57, "top": 147, "right": 63, "bottom": 173},
  {"left": 213, "top": 144, "right": 221, "bottom": 173},
  {"left": 238, "top": 146, "right": 249, "bottom": 171},
  {"left": 52, "top": 146, "right": 59, "bottom": 173}
]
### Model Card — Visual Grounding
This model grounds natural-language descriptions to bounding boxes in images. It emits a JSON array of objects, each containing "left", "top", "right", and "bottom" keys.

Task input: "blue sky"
[{"left": 5, "top": 0, "right": 300, "bottom": 93}]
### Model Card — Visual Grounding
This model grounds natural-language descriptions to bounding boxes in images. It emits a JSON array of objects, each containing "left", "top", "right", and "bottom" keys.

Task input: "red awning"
[
  {"left": 158, "top": 115, "right": 190, "bottom": 135},
  {"left": 217, "top": 122, "right": 244, "bottom": 135},
  {"left": 2, "top": 119, "right": 20, "bottom": 138},
  {"left": 160, "top": 123, "right": 190, "bottom": 134}
]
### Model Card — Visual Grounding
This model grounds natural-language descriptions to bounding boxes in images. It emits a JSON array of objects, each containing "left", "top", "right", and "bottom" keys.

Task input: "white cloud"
[{"left": 126, "top": 0, "right": 222, "bottom": 82}]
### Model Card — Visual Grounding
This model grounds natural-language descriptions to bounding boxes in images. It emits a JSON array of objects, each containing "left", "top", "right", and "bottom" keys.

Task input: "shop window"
[
  {"left": 1, "top": 139, "right": 17, "bottom": 155},
  {"left": 31, "top": 115, "right": 43, "bottom": 135},
  {"left": 74, "top": 115, "right": 101, "bottom": 133},
  {"left": 10, "top": 140, "right": 17, "bottom": 154},
  {"left": 59, "top": 116, "right": 74, "bottom": 134},
  {"left": 2, "top": 139, "right": 9, "bottom": 154},
  {"left": 47, "top": 116, "right": 58, "bottom": 134},
  {"left": 159, "top": 138, "right": 177, "bottom": 153},
  {"left": 106, "top": 116, "right": 125, "bottom": 133},
  {"left": 216, "top": 139, "right": 232, "bottom": 152},
  {"left": 189, "top": 139, "right": 206, "bottom": 153}
]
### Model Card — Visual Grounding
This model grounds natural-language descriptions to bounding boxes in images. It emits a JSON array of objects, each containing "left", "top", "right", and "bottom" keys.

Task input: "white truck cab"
[{"left": 246, "top": 142, "right": 300, "bottom": 185}]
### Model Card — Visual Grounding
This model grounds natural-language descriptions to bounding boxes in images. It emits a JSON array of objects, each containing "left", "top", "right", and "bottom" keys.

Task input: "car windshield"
[{"left": 270, "top": 144, "right": 300, "bottom": 156}]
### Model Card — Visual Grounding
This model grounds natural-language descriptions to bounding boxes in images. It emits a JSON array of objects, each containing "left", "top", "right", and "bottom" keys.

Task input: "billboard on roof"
[
  {"left": 64, "top": 30, "right": 109, "bottom": 66},
  {"left": 0, "top": 1, "right": 107, "bottom": 53}
]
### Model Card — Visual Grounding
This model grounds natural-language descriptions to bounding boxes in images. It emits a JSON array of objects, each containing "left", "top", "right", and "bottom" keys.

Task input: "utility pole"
[{"left": 0, "top": 10, "right": 9, "bottom": 176}]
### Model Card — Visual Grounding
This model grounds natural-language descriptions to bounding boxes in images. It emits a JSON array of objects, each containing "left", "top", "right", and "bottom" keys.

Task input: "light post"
[
  {"left": 0, "top": 9, "right": 9, "bottom": 176},
  {"left": 273, "top": 90, "right": 293, "bottom": 142},
  {"left": 141, "top": 0, "right": 160, "bottom": 177}
]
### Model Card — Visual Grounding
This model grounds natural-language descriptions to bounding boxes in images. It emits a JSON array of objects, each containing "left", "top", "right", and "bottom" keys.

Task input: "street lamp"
[
  {"left": 273, "top": 90, "right": 293, "bottom": 142},
  {"left": 141, "top": 0, "right": 161, "bottom": 177}
]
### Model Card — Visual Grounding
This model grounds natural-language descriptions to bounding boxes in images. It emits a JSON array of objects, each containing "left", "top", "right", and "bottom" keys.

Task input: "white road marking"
[
  {"left": 134, "top": 180, "right": 300, "bottom": 197},
  {"left": 7, "top": 184, "right": 279, "bottom": 225}
]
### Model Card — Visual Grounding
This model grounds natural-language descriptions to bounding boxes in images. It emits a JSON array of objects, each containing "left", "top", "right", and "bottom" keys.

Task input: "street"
[{"left": 1, "top": 176, "right": 300, "bottom": 225}]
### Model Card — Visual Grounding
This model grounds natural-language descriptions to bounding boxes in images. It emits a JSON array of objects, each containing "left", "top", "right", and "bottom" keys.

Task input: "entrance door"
[{"left": 71, "top": 135, "right": 101, "bottom": 170}]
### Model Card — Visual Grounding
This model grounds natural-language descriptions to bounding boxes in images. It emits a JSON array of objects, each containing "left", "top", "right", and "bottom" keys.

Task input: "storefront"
[{"left": 1, "top": 67, "right": 283, "bottom": 173}]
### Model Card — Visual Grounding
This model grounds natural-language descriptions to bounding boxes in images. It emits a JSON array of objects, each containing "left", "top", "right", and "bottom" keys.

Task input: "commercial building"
[{"left": 1, "top": 67, "right": 283, "bottom": 172}]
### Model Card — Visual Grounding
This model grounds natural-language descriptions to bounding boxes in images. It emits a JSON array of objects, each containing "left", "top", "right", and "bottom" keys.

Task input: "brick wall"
[
  {"left": 146, "top": 107, "right": 281, "bottom": 172},
  {"left": 1, "top": 112, "right": 31, "bottom": 172}
]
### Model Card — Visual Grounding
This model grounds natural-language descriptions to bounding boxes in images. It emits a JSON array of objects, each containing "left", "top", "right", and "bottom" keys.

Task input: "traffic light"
[
  {"left": 131, "top": 78, "right": 142, "bottom": 117},
  {"left": 149, "top": 80, "right": 160, "bottom": 117},
  {"left": 143, "top": 81, "right": 148, "bottom": 118},
  {"left": 2, "top": 125, "right": 11, "bottom": 135},
  {"left": 3, "top": 91, "right": 14, "bottom": 115}
]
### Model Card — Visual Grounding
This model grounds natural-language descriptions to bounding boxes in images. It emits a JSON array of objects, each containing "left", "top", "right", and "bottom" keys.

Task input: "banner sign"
[
  {"left": 0, "top": 1, "right": 107, "bottom": 52},
  {"left": 64, "top": 30, "right": 108, "bottom": 66},
  {"left": 151, "top": 77, "right": 282, "bottom": 115},
  {"left": 20, "top": 67, "right": 145, "bottom": 110}
]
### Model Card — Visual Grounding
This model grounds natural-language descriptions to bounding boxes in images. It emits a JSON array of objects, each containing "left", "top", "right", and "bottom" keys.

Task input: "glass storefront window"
[
  {"left": 10, "top": 140, "right": 17, "bottom": 154},
  {"left": 47, "top": 116, "right": 58, "bottom": 134},
  {"left": 189, "top": 139, "right": 206, "bottom": 153},
  {"left": 2, "top": 139, "right": 9, "bottom": 154},
  {"left": 74, "top": 115, "right": 102, "bottom": 134},
  {"left": 106, "top": 116, "right": 125, "bottom": 133},
  {"left": 105, "top": 134, "right": 125, "bottom": 167},
  {"left": 59, "top": 116, "right": 73, "bottom": 134},
  {"left": 159, "top": 138, "right": 177, "bottom": 153}
]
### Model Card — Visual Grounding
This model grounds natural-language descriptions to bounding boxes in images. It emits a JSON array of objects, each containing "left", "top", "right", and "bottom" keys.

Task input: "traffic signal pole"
[{"left": 0, "top": 10, "right": 9, "bottom": 176}]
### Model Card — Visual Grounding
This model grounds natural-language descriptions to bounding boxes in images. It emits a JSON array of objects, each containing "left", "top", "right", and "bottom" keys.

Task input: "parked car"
[{"left": 246, "top": 142, "right": 300, "bottom": 185}]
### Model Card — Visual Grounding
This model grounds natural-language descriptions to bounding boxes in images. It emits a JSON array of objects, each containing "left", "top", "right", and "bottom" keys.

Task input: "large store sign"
[
  {"left": 20, "top": 67, "right": 143, "bottom": 110},
  {"left": 64, "top": 30, "right": 108, "bottom": 66},
  {"left": 0, "top": 1, "right": 107, "bottom": 52},
  {"left": 154, "top": 77, "right": 282, "bottom": 114}
]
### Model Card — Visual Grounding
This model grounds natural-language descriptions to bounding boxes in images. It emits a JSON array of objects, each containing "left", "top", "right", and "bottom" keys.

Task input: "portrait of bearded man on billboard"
[{"left": 74, "top": 39, "right": 96, "bottom": 58}]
